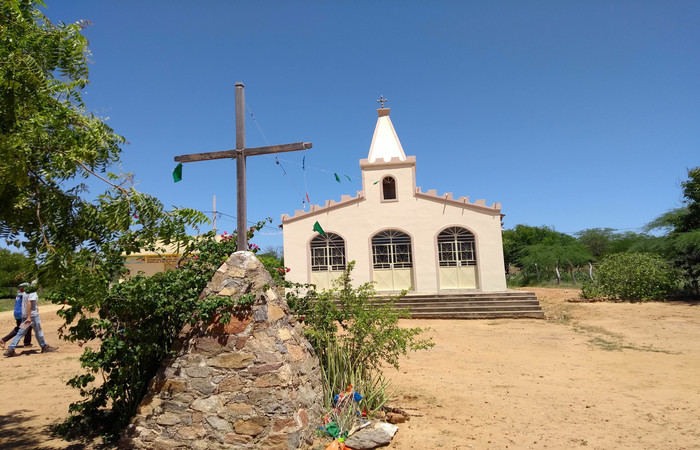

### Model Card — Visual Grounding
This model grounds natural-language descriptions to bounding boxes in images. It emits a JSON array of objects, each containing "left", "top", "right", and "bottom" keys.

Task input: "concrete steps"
[{"left": 375, "top": 291, "right": 544, "bottom": 319}]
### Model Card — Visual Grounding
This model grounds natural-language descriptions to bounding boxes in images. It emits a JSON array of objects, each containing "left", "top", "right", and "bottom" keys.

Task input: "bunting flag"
[
  {"left": 313, "top": 221, "right": 326, "bottom": 235},
  {"left": 302, "top": 155, "right": 305, "bottom": 171},
  {"left": 172, "top": 163, "right": 183, "bottom": 182},
  {"left": 373, "top": 180, "right": 380, "bottom": 185},
  {"left": 306, "top": 192, "right": 310, "bottom": 203},
  {"left": 334, "top": 173, "right": 341, "bottom": 183},
  {"left": 345, "top": 175, "right": 351, "bottom": 182}
]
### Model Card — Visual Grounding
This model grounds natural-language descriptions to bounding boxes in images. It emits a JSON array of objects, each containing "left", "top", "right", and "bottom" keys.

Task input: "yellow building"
[{"left": 281, "top": 107, "right": 507, "bottom": 293}]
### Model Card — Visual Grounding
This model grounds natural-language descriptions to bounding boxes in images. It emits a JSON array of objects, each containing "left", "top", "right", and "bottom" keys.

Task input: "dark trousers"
[{"left": 1, "top": 318, "right": 32, "bottom": 345}]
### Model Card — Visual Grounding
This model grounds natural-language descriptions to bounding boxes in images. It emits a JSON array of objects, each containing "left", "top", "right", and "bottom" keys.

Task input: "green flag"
[
  {"left": 173, "top": 163, "right": 183, "bottom": 182},
  {"left": 334, "top": 173, "right": 341, "bottom": 183},
  {"left": 313, "top": 221, "right": 326, "bottom": 235}
]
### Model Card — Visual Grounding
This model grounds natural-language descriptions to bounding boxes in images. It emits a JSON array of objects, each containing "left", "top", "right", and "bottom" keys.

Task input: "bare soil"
[{"left": 1, "top": 288, "right": 699, "bottom": 449}]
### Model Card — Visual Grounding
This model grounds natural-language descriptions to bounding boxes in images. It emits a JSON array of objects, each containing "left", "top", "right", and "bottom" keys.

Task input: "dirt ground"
[{"left": 1, "top": 288, "right": 699, "bottom": 449}]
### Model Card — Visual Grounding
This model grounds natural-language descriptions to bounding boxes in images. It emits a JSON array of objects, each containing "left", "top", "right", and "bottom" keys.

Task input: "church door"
[
  {"left": 372, "top": 230, "right": 414, "bottom": 291},
  {"left": 438, "top": 227, "right": 478, "bottom": 289},
  {"left": 310, "top": 233, "right": 346, "bottom": 289}
]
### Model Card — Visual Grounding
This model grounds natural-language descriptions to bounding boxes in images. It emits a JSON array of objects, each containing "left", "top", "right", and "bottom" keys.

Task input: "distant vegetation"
[{"left": 506, "top": 167, "right": 699, "bottom": 301}]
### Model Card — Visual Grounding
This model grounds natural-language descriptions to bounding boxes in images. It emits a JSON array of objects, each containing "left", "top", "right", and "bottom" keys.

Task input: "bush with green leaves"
[
  {"left": 50, "top": 202, "right": 270, "bottom": 441},
  {"left": 288, "top": 262, "right": 433, "bottom": 414},
  {"left": 581, "top": 253, "right": 677, "bottom": 301}
]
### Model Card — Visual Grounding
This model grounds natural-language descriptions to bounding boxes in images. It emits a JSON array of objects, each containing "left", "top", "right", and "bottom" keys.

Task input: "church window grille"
[
  {"left": 310, "top": 233, "right": 346, "bottom": 272},
  {"left": 372, "top": 230, "right": 413, "bottom": 269},
  {"left": 382, "top": 176, "right": 397, "bottom": 200},
  {"left": 438, "top": 227, "right": 476, "bottom": 267}
]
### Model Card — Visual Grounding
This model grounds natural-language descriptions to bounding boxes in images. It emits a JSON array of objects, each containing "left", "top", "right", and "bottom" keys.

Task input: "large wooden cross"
[{"left": 174, "top": 82, "right": 312, "bottom": 251}]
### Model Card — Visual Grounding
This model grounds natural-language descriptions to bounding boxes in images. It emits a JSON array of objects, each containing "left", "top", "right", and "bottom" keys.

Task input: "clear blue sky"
[{"left": 42, "top": 1, "right": 699, "bottom": 251}]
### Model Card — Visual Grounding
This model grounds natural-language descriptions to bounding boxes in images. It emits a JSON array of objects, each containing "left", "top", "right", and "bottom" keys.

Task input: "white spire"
[{"left": 367, "top": 108, "right": 406, "bottom": 163}]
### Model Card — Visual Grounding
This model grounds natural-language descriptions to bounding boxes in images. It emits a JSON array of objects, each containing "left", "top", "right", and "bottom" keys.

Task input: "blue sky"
[{"left": 42, "top": 1, "right": 699, "bottom": 251}]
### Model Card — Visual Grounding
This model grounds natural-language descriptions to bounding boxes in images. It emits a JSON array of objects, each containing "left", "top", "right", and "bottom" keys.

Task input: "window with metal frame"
[
  {"left": 310, "top": 233, "right": 346, "bottom": 272},
  {"left": 382, "top": 176, "right": 397, "bottom": 200},
  {"left": 372, "top": 230, "right": 413, "bottom": 269},
  {"left": 438, "top": 227, "right": 477, "bottom": 267}
]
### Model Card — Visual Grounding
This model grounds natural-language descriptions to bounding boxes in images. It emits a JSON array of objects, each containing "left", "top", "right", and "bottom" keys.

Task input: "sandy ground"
[{"left": 0, "top": 289, "right": 699, "bottom": 449}]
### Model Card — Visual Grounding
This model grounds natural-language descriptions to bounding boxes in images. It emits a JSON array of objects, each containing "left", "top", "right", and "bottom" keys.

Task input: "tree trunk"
[
  {"left": 589, "top": 262, "right": 594, "bottom": 280},
  {"left": 567, "top": 260, "right": 576, "bottom": 285},
  {"left": 535, "top": 263, "right": 540, "bottom": 282},
  {"left": 555, "top": 261, "right": 561, "bottom": 285}
]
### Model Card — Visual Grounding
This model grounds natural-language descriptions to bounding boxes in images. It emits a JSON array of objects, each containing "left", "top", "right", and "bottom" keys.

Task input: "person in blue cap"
[
  {"left": 3, "top": 281, "right": 58, "bottom": 357},
  {"left": 0, "top": 283, "right": 33, "bottom": 349}
]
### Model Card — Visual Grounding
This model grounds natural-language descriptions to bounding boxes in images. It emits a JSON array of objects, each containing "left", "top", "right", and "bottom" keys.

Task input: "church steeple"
[{"left": 367, "top": 99, "right": 407, "bottom": 163}]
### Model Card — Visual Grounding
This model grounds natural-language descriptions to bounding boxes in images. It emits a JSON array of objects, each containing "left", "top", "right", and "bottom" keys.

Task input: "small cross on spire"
[{"left": 377, "top": 95, "right": 388, "bottom": 108}]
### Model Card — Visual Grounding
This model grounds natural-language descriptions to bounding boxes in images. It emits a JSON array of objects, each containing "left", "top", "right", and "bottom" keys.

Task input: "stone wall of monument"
[{"left": 120, "top": 252, "right": 323, "bottom": 449}]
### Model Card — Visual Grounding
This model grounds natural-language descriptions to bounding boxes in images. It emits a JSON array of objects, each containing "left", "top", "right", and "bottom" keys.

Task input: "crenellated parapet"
[
  {"left": 280, "top": 191, "right": 365, "bottom": 224},
  {"left": 414, "top": 187, "right": 501, "bottom": 214}
]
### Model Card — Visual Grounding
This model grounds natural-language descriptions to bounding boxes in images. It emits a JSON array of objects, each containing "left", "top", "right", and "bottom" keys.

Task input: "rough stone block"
[
  {"left": 268, "top": 304, "right": 285, "bottom": 321},
  {"left": 206, "top": 313, "right": 251, "bottom": 335},
  {"left": 193, "top": 336, "right": 231, "bottom": 356},
  {"left": 155, "top": 412, "right": 181, "bottom": 426},
  {"left": 208, "top": 352, "right": 254, "bottom": 369},
  {"left": 218, "top": 374, "right": 245, "bottom": 392},
  {"left": 206, "top": 415, "right": 233, "bottom": 432},
  {"left": 234, "top": 416, "right": 269, "bottom": 436},
  {"left": 191, "top": 396, "right": 222, "bottom": 413}
]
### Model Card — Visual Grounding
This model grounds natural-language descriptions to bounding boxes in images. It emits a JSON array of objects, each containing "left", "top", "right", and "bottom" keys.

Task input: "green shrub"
[
  {"left": 289, "top": 262, "right": 433, "bottom": 414},
  {"left": 582, "top": 253, "right": 677, "bottom": 301}
]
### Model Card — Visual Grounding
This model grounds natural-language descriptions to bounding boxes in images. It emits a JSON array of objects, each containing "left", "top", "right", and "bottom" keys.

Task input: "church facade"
[{"left": 281, "top": 107, "right": 507, "bottom": 293}]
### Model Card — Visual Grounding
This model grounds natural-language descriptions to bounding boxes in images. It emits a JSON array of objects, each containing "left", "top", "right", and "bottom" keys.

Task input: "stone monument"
[{"left": 121, "top": 252, "right": 324, "bottom": 449}]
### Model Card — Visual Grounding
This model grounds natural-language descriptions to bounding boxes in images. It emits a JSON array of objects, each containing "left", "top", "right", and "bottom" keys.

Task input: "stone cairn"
[{"left": 121, "top": 252, "right": 324, "bottom": 449}]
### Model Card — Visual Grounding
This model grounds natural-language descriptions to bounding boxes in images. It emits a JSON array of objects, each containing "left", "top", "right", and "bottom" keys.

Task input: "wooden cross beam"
[{"left": 174, "top": 82, "right": 312, "bottom": 252}]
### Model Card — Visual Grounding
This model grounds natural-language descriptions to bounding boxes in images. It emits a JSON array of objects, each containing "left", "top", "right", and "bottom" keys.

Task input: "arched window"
[
  {"left": 438, "top": 227, "right": 476, "bottom": 267},
  {"left": 310, "top": 233, "right": 346, "bottom": 272},
  {"left": 372, "top": 230, "right": 412, "bottom": 269},
  {"left": 381, "top": 176, "right": 397, "bottom": 201}
]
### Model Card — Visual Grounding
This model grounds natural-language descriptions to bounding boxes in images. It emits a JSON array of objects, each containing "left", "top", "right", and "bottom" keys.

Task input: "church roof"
[{"left": 367, "top": 108, "right": 407, "bottom": 163}]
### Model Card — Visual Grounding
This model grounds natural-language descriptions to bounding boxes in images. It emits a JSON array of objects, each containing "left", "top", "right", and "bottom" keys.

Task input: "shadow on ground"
[{"left": 0, "top": 411, "right": 97, "bottom": 449}]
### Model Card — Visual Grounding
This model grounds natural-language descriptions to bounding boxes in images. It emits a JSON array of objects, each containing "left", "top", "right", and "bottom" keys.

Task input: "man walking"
[
  {"left": 0, "top": 284, "right": 33, "bottom": 349},
  {"left": 3, "top": 282, "right": 58, "bottom": 357}
]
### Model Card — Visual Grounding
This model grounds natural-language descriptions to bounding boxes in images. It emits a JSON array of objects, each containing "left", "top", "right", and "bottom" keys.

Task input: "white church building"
[{"left": 281, "top": 106, "right": 507, "bottom": 294}]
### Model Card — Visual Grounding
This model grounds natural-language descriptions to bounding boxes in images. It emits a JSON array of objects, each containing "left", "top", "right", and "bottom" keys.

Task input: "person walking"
[
  {"left": 0, "top": 284, "right": 33, "bottom": 349},
  {"left": 3, "top": 282, "right": 58, "bottom": 357}
]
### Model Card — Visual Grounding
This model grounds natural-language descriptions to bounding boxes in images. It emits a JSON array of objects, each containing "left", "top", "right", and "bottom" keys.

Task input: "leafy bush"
[
  {"left": 289, "top": 262, "right": 433, "bottom": 414},
  {"left": 51, "top": 205, "right": 270, "bottom": 441},
  {"left": 581, "top": 253, "right": 677, "bottom": 301}
]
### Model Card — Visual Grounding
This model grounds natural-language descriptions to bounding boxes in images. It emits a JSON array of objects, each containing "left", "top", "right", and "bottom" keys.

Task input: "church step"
[
  {"left": 396, "top": 304, "right": 543, "bottom": 313},
  {"left": 408, "top": 310, "right": 545, "bottom": 319},
  {"left": 392, "top": 300, "right": 541, "bottom": 308},
  {"left": 373, "top": 290, "right": 544, "bottom": 319}
]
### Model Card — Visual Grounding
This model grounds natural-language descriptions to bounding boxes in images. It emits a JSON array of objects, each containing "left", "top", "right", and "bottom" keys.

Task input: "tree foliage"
[
  {"left": 503, "top": 225, "right": 591, "bottom": 284},
  {"left": 0, "top": 2, "right": 273, "bottom": 441},
  {"left": 647, "top": 167, "right": 700, "bottom": 294},
  {"left": 0, "top": 248, "right": 32, "bottom": 291},
  {"left": 1, "top": 0, "right": 126, "bottom": 263}
]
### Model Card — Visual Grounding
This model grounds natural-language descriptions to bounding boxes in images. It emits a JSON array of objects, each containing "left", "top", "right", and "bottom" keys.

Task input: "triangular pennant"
[
  {"left": 306, "top": 192, "right": 310, "bottom": 203},
  {"left": 334, "top": 173, "right": 341, "bottom": 183},
  {"left": 344, "top": 175, "right": 351, "bottom": 182},
  {"left": 313, "top": 221, "right": 326, "bottom": 235},
  {"left": 302, "top": 155, "right": 305, "bottom": 171},
  {"left": 373, "top": 180, "right": 379, "bottom": 185},
  {"left": 173, "top": 163, "right": 183, "bottom": 182}
]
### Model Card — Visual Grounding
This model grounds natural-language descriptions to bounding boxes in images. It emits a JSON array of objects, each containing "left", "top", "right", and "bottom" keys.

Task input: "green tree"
[
  {"left": 503, "top": 225, "right": 590, "bottom": 283},
  {"left": 575, "top": 228, "right": 616, "bottom": 258},
  {"left": 647, "top": 167, "right": 700, "bottom": 294},
  {"left": 0, "top": 0, "right": 125, "bottom": 265},
  {"left": 0, "top": 248, "right": 32, "bottom": 291},
  {"left": 0, "top": 2, "right": 251, "bottom": 440}
]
